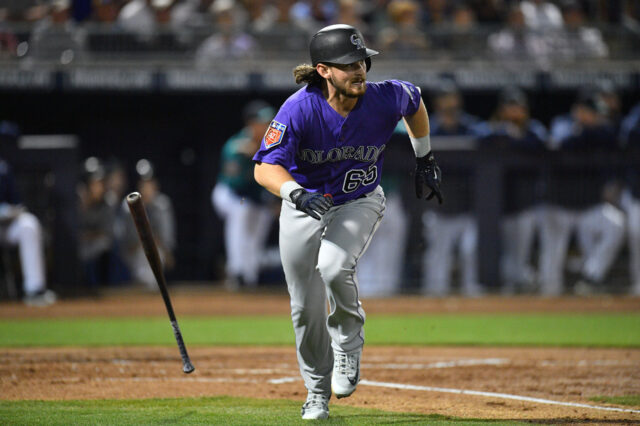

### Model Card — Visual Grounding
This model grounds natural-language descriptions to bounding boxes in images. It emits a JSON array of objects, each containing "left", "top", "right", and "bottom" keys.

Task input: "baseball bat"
[{"left": 126, "top": 192, "right": 195, "bottom": 374}]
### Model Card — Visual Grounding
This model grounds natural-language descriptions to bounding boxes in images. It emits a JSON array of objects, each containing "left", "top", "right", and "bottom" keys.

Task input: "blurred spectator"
[
  {"left": 378, "top": 0, "right": 429, "bottom": 58},
  {"left": 420, "top": 87, "right": 483, "bottom": 297},
  {"left": 0, "top": 126, "right": 55, "bottom": 306},
  {"left": 172, "top": 0, "right": 213, "bottom": 25},
  {"left": 122, "top": 159, "right": 176, "bottom": 289},
  {"left": 171, "top": 0, "right": 214, "bottom": 43},
  {"left": 27, "top": 0, "right": 86, "bottom": 64},
  {"left": 488, "top": 5, "right": 549, "bottom": 62},
  {"left": 117, "top": 0, "right": 160, "bottom": 40},
  {"left": 445, "top": 3, "right": 478, "bottom": 53},
  {"left": 281, "top": 0, "right": 317, "bottom": 30},
  {"left": 468, "top": 0, "right": 506, "bottom": 24},
  {"left": 308, "top": 0, "right": 337, "bottom": 25},
  {"left": 153, "top": 0, "right": 174, "bottom": 24},
  {"left": 241, "top": 0, "right": 311, "bottom": 54},
  {"left": 332, "top": 0, "right": 367, "bottom": 31},
  {"left": 550, "top": 0, "right": 608, "bottom": 60},
  {"left": 476, "top": 86, "right": 547, "bottom": 149},
  {"left": 0, "top": 15, "right": 18, "bottom": 59},
  {"left": 520, "top": 0, "right": 563, "bottom": 30},
  {"left": 211, "top": 100, "right": 275, "bottom": 290},
  {"left": 0, "top": 0, "right": 49, "bottom": 22},
  {"left": 429, "top": 82, "right": 480, "bottom": 136},
  {"left": 421, "top": 0, "right": 450, "bottom": 26},
  {"left": 240, "top": 0, "right": 278, "bottom": 33},
  {"left": 549, "top": 87, "right": 617, "bottom": 150},
  {"left": 451, "top": 2, "right": 476, "bottom": 31},
  {"left": 194, "top": 0, "right": 254, "bottom": 67},
  {"left": 78, "top": 157, "right": 114, "bottom": 288},
  {"left": 93, "top": 0, "right": 125, "bottom": 23},
  {"left": 358, "top": 173, "right": 408, "bottom": 298}
]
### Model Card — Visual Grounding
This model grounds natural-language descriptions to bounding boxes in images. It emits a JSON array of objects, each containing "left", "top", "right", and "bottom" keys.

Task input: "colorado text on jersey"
[{"left": 297, "top": 144, "right": 386, "bottom": 165}]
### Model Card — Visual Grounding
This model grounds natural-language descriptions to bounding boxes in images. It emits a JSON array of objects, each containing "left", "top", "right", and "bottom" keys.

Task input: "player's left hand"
[{"left": 415, "top": 152, "right": 443, "bottom": 204}]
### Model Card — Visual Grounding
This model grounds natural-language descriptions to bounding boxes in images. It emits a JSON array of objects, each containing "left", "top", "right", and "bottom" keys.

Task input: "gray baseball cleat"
[
  {"left": 331, "top": 349, "right": 361, "bottom": 398},
  {"left": 301, "top": 392, "right": 329, "bottom": 420}
]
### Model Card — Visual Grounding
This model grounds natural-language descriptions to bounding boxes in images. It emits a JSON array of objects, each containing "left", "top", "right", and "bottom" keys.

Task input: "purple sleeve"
[
  {"left": 389, "top": 80, "right": 422, "bottom": 117},
  {"left": 253, "top": 106, "right": 300, "bottom": 169}
]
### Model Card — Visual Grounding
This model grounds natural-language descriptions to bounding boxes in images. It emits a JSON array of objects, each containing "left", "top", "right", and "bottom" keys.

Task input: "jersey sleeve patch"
[{"left": 264, "top": 120, "right": 287, "bottom": 149}]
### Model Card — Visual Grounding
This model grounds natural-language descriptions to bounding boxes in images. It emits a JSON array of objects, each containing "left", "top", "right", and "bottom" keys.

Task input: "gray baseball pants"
[{"left": 279, "top": 185, "right": 385, "bottom": 396}]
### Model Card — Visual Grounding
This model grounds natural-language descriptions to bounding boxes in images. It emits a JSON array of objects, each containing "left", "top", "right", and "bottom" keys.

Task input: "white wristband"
[
  {"left": 409, "top": 134, "right": 431, "bottom": 158},
  {"left": 280, "top": 180, "right": 304, "bottom": 202}
]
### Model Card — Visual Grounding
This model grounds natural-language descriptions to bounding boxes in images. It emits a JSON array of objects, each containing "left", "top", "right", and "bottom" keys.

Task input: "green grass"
[
  {"left": 589, "top": 395, "right": 640, "bottom": 407},
  {"left": 0, "top": 396, "right": 527, "bottom": 425},
  {"left": 0, "top": 313, "right": 639, "bottom": 347}
]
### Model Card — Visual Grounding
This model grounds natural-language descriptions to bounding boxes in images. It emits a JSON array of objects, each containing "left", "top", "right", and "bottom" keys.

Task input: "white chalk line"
[
  {"left": 539, "top": 359, "right": 639, "bottom": 367},
  {"left": 265, "top": 376, "right": 640, "bottom": 415},
  {"left": 267, "top": 376, "right": 299, "bottom": 384},
  {"left": 362, "top": 358, "right": 509, "bottom": 370},
  {"left": 56, "top": 374, "right": 640, "bottom": 415},
  {"left": 358, "top": 380, "right": 640, "bottom": 415},
  {"left": 104, "top": 376, "right": 260, "bottom": 384},
  {"left": 59, "top": 376, "right": 261, "bottom": 384}
]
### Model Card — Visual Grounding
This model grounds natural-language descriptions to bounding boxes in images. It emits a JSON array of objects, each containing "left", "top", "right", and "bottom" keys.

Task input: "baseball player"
[
  {"left": 0, "top": 156, "right": 55, "bottom": 306},
  {"left": 212, "top": 100, "right": 276, "bottom": 289},
  {"left": 253, "top": 24, "right": 442, "bottom": 420}
]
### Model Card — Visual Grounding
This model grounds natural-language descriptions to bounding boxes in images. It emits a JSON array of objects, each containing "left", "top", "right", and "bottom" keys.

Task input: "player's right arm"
[
  {"left": 254, "top": 162, "right": 296, "bottom": 198},
  {"left": 253, "top": 101, "right": 333, "bottom": 219},
  {"left": 254, "top": 162, "right": 333, "bottom": 220}
]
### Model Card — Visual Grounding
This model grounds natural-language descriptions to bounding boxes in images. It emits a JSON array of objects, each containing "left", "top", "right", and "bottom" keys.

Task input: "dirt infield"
[
  {"left": 2, "top": 346, "right": 639, "bottom": 421},
  {"left": 1, "top": 290, "right": 640, "bottom": 422}
]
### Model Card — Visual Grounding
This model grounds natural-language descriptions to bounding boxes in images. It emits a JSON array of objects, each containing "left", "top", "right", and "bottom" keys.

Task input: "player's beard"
[{"left": 328, "top": 75, "right": 367, "bottom": 98}]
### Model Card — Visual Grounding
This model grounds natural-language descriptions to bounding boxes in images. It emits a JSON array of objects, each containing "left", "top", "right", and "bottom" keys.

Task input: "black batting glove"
[
  {"left": 415, "top": 152, "right": 443, "bottom": 204},
  {"left": 290, "top": 188, "right": 334, "bottom": 220}
]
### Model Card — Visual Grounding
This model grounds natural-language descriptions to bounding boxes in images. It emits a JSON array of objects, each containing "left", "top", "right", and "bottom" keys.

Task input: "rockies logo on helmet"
[{"left": 350, "top": 34, "right": 364, "bottom": 49}]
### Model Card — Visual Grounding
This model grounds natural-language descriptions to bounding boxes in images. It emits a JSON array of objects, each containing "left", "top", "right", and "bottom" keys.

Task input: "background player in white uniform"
[
  {"left": 253, "top": 24, "right": 442, "bottom": 420},
  {"left": 0, "top": 156, "right": 55, "bottom": 306},
  {"left": 212, "top": 100, "right": 276, "bottom": 289}
]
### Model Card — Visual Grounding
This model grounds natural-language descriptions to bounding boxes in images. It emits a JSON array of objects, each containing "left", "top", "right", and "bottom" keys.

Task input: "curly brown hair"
[{"left": 293, "top": 64, "right": 324, "bottom": 86}]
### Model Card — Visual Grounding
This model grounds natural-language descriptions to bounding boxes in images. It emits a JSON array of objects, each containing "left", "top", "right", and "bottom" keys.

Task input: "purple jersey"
[{"left": 253, "top": 80, "right": 421, "bottom": 205}]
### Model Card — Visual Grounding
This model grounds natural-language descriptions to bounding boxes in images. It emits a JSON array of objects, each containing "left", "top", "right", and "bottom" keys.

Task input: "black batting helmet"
[{"left": 310, "top": 24, "right": 379, "bottom": 71}]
